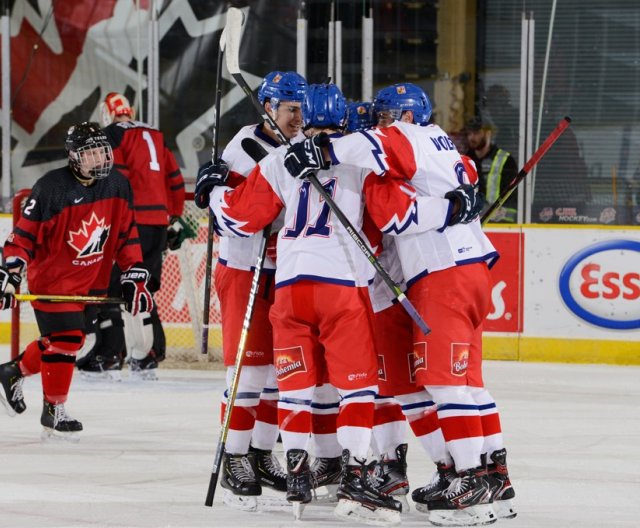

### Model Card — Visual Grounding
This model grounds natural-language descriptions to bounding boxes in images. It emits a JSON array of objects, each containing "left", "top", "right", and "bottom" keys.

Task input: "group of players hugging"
[{"left": 193, "top": 71, "right": 517, "bottom": 527}]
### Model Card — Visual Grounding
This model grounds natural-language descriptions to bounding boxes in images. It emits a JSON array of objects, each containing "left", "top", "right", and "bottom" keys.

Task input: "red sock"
[
  {"left": 18, "top": 339, "right": 46, "bottom": 375},
  {"left": 41, "top": 330, "right": 84, "bottom": 404}
]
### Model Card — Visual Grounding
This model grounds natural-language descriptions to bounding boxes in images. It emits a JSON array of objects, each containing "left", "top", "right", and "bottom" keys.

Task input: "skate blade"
[
  {"left": 428, "top": 504, "right": 497, "bottom": 526},
  {"left": 79, "top": 370, "right": 122, "bottom": 382},
  {"left": 41, "top": 427, "right": 81, "bottom": 444},
  {"left": 312, "top": 483, "right": 339, "bottom": 503},
  {"left": 392, "top": 494, "right": 409, "bottom": 513},
  {"left": 221, "top": 489, "right": 258, "bottom": 512},
  {"left": 494, "top": 498, "right": 517, "bottom": 519},
  {"left": 129, "top": 369, "right": 158, "bottom": 381},
  {"left": 0, "top": 394, "right": 17, "bottom": 417},
  {"left": 334, "top": 499, "right": 401, "bottom": 527},
  {"left": 292, "top": 501, "right": 306, "bottom": 520}
]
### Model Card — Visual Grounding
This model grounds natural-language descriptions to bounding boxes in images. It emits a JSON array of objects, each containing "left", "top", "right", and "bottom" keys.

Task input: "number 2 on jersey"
[
  {"left": 283, "top": 179, "right": 336, "bottom": 238},
  {"left": 142, "top": 130, "right": 160, "bottom": 171}
]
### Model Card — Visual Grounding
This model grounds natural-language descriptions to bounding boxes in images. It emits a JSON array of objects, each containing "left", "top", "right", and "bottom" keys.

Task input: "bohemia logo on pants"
[
  {"left": 411, "top": 342, "right": 428, "bottom": 382},
  {"left": 451, "top": 343, "right": 470, "bottom": 377},
  {"left": 274, "top": 346, "right": 307, "bottom": 381},
  {"left": 377, "top": 354, "right": 387, "bottom": 381}
]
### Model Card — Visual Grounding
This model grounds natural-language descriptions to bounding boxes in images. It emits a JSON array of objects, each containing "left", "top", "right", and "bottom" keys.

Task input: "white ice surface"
[{"left": 0, "top": 348, "right": 639, "bottom": 528}]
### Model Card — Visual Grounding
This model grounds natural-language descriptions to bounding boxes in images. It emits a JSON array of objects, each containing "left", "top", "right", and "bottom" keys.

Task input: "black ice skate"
[
  {"left": 0, "top": 358, "right": 26, "bottom": 416},
  {"left": 129, "top": 352, "right": 158, "bottom": 380},
  {"left": 311, "top": 455, "right": 342, "bottom": 502},
  {"left": 484, "top": 449, "right": 517, "bottom": 519},
  {"left": 285, "top": 449, "right": 313, "bottom": 520},
  {"left": 220, "top": 452, "right": 262, "bottom": 512},
  {"left": 76, "top": 353, "right": 123, "bottom": 381},
  {"left": 334, "top": 450, "right": 402, "bottom": 526},
  {"left": 249, "top": 445, "right": 287, "bottom": 492},
  {"left": 426, "top": 466, "right": 496, "bottom": 527},
  {"left": 368, "top": 443, "right": 410, "bottom": 512},
  {"left": 412, "top": 461, "right": 457, "bottom": 513},
  {"left": 41, "top": 400, "right": 83, "bottom": 442}
]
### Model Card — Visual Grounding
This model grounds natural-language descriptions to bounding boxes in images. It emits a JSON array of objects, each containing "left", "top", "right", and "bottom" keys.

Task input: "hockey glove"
[
  {"left": 166, "top": 216, "right": 196, "bottom": 251},
  {"left": 194, "top": 160, "right": 229, "bottom": 209},
  {"left": 284, "top": 133, "right": 331, "bottom": 180},
  {"left": 0, "top": 293, "right": 16, "bottom": 310},
  {"left": 120, "top": 265, "right": 154, "bottom": 316},
  {"left": 0, "top": 265, "right": 22, "bottom": 294},
  {"left": 445, "top": 184, "right": 484, "bottom": 226}
]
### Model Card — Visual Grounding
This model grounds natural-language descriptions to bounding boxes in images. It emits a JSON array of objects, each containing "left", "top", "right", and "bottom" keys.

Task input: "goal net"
[{"left": 10, "top": 190, "right": 223, "bottom": 367}]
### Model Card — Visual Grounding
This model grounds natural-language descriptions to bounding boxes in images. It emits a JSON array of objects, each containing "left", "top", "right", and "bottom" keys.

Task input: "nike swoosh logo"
[{"left": 74, "top": 197, "right": 84, "bottom": 203}]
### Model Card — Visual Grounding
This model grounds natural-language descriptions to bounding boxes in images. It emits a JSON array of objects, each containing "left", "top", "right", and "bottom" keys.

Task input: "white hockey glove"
[{"left": 120, "top": 265, "right": 154, "bottom": 316}]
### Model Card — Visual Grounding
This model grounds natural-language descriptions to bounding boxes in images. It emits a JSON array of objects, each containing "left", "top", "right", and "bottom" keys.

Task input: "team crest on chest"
[
  {"left": 274, "top": 345, "right": 307, "bottom": 381},
  {"left": 67, "top": 211, "right": 111, "bottom": 259}
]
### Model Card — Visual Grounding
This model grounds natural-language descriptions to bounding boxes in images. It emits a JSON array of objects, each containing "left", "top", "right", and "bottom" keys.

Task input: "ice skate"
[
  {"left": 40, "top": 401, "right": 82, "bottom": 442},
  {"left": 77, "top": 354, "right": 123, "bottom": 382},
  {"left": 220, "top": 452, "right": 262, "bottom": 512},
  {"left": 334, "top": 450, "right": 402, "bottom": 526},
  {"left": 129, "top": 353, "right": 158, "bottom": 381},
  {"left": 412, "top": 461, "right": 457, "bottom": 513},
  {"left": 311, "top": 455, "right": 342, "bottom": 503},
  {"left": 249, "top": 445, "right": 287, "bottom": 492},
  {"left": 0, "top": 358, "right": 26, "bottom": 416},
  {"left": 368, "top": 444, "right": 409, "bottom": 511},
  {"left": 426, "top": 467, "right": 496, "bottom": 527},
  {"left": 485, "top": 449, "right": 517, "bottom": 519},
  {"left": 285, "top": 449, "right": 313, "bottom": 519}
]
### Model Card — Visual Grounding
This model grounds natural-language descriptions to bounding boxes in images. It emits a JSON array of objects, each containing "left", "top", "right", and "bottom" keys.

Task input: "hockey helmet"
[
  {"left": 345, "top": 101, "right": 374, "bottom": 133},
  {"left": 373, "top": 83, "right": 432, "bottom": 125},
  {"left": 65, "top": 122, "right": 114, "bottom": 180},
  {"left": 258, "top": 71, "right": 307, "bottom": 108},
  {"left": 302, "top": 83, "right": 346, "bottom": 130},
  {"left": 100, "top": 92, "right": 135, "bottom": 127}
]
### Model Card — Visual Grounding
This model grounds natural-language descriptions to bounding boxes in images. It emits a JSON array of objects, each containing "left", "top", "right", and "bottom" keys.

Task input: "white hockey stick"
[{"left": 222, "top": 6, "right": 430, "bottom": 336}]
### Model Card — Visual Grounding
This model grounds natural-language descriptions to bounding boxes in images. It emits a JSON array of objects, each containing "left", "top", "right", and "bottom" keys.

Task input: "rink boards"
[{"left": 0, "top": 215, "right": 638, "bottom": 365}]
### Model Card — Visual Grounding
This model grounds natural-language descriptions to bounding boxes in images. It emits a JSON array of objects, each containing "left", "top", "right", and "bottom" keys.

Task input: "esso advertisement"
[
  {"left": 559, "top": 239, "right": 640, "bottom": 330},
  {"left": 485, "top": 231, "right": 523, "bottom": 333}
]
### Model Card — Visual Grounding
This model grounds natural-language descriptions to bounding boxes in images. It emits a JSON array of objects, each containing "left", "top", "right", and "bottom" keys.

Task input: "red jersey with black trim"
[
  {"left": 104, "top": 120, "right": 185, "bottom": 225},
  {"left": 3, "top": 166, "right": 143, "bottom": 312}
]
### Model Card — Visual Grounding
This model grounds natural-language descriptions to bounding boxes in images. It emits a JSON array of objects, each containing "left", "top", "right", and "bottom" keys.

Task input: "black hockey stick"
[
  {"left": 481, "top": 116, "right": 571, "bottom": 225},
  {"left": 204, "top": 137, "right": 270, "bottom": 507},
  {"left": 201, "top": 16, "right": 227, "bottom": 356},
  {"left": 222, "top": 7, "right": 430, "bottom": 336}
]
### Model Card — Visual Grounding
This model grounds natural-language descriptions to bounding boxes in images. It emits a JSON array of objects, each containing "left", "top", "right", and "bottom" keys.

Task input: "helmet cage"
[{"left": 66, "top": 122, "right": 114, "bottom": 180}]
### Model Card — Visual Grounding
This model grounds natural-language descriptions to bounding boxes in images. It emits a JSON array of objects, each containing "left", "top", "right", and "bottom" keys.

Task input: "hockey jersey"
[
  {"left": 217, "top": 123, "right": 301, "bottom": 272},
  {"left": 3, "top": 167, "right": 143, "bottom": 312},
  {"left": 209, "top": 133, "right": 453, "bottom": 289},
  {"left": 104, "top": 120, "right": 184, "bottom": 226},
  {"left": 328, "top": 121, "right": 499, "bottom": 287}
]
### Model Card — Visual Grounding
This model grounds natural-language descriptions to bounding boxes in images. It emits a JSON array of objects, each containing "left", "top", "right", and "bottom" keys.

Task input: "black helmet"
[{"left": 65, "top": 122, "right": 113, "bottom": 180}]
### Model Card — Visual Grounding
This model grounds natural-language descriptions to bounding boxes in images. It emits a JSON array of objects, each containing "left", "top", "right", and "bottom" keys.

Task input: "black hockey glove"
[
  {"left": 284, "top": 133, "right": 331, "bottom": 180},
  {"left": 0, "top": 293, "right": 16, "bottom": 310},
  {"left": 0, "top": 265, "right": 22, "bottom": 294},
  {"left": 194, "top": 160, "right": 229, "bottom": 209},
  {"left": 120, "top": 265, "right": 154, "bottom": 316},
  {"left": 166, "top": 216, "right": 196, "bottom": 251},
  {"left": 445, "top": 184, "right": 484, "bottom": 226}
]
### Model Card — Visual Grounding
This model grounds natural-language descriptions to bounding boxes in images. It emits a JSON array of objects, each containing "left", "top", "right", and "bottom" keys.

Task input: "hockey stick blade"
[
  {"left": 224, "top": 7, "right": 245, "bottom": 75},
  {"left": 241, "top": 137, "right": 269, "bottom": 163},
  {"left": 481, "top": 116, "right": 571, "bottom": 225}
]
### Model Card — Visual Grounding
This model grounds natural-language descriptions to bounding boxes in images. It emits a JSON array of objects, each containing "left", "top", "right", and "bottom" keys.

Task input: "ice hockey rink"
[{"left": 1, "top": 347, "right": 638, "bottom": 528}]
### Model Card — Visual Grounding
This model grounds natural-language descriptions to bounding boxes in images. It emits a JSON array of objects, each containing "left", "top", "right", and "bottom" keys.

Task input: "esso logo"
[{"left": 559, "top": 239, "right": 640, "bottom": 330}]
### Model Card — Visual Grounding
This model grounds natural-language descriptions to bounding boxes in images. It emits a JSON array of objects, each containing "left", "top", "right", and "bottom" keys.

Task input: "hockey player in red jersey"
[
  {"left": 76, "top": 92, "right": 185, "bottom": 380},
  {"left": 0, "top": 122, "right": 153, "bottom": 439},
  {"left": 197, "top": 83, "right": 479, "bottom": 525},
  {"left": 194, "top": 71, "right": 307, "bottom": 509},
  {"left": 284, "top": 83, "right": 516, "bottom": 525}
]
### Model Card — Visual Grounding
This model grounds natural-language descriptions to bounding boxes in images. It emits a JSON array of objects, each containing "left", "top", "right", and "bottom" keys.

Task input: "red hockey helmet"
[{"left": 100, "top": 92, "right": 135, "bottom": 126}]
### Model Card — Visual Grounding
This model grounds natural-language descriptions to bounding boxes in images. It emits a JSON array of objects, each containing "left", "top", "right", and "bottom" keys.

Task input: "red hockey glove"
[{"left": 120, "top": 265, "right": 154, "bottom": 315}]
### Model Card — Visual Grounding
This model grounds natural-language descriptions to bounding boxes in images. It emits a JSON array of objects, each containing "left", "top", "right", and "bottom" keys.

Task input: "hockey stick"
[
  {"left": 201, "top": 14, "right": 227, "bottom": 355},
  {"left": 222, "top": 7, "right": 430, "bottom": 336},
  {"left": 481, "top": 116, "right": 571, "bottom": 226},
  {"left": 204, "top": 137, "right": 270, "bottom": 507},
  {"left": 14, "top": 293, "right": 123, "bottom": 304}
]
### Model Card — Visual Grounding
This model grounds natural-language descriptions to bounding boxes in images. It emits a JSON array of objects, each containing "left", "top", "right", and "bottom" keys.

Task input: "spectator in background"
[{"left": 466, "top": 117, "right": 519, "bottom": 223}]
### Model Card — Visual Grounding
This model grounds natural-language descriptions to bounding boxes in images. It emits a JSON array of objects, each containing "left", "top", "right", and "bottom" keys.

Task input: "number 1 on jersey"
[
  {"left": 142, "top": 130, "right": 160, "bottom": 171},
  {"left": 283, "top": 179, "right": 336, "bottom": 239}
]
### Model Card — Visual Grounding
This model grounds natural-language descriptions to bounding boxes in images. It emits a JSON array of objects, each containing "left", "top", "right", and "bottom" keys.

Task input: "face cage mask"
[{"left": 71, "top": 142, "right": 114, "bottom": 180}]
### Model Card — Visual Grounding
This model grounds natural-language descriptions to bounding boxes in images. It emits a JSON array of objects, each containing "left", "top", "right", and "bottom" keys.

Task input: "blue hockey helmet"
[
  {"left": 302, "top": 83, "right": 346, "bottom": 129},
  {"left": 373, "top": 83, "right": 432, "bottom": 125},
  {"left": 345, "top": 101, "right": 374, "bottom": 132},
  {"left": 258, "top": 71, "right": 307, "bottom": 108}
]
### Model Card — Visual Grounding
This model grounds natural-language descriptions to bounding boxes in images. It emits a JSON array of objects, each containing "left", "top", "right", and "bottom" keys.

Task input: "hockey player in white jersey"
[
  {"left": 194, "top": 71, "right": 307, "bottom": 510},
  {"left": 284, "top": 82, "right": 516, "bottom": 526},
  {"left": 198, "top": 82, "right": 482, "bottom": 525}
]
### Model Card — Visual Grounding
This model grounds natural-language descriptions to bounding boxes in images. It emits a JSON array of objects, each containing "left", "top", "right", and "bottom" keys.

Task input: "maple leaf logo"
[{"left": 67, "top": 212, "right": 111, "bottom": 258}]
